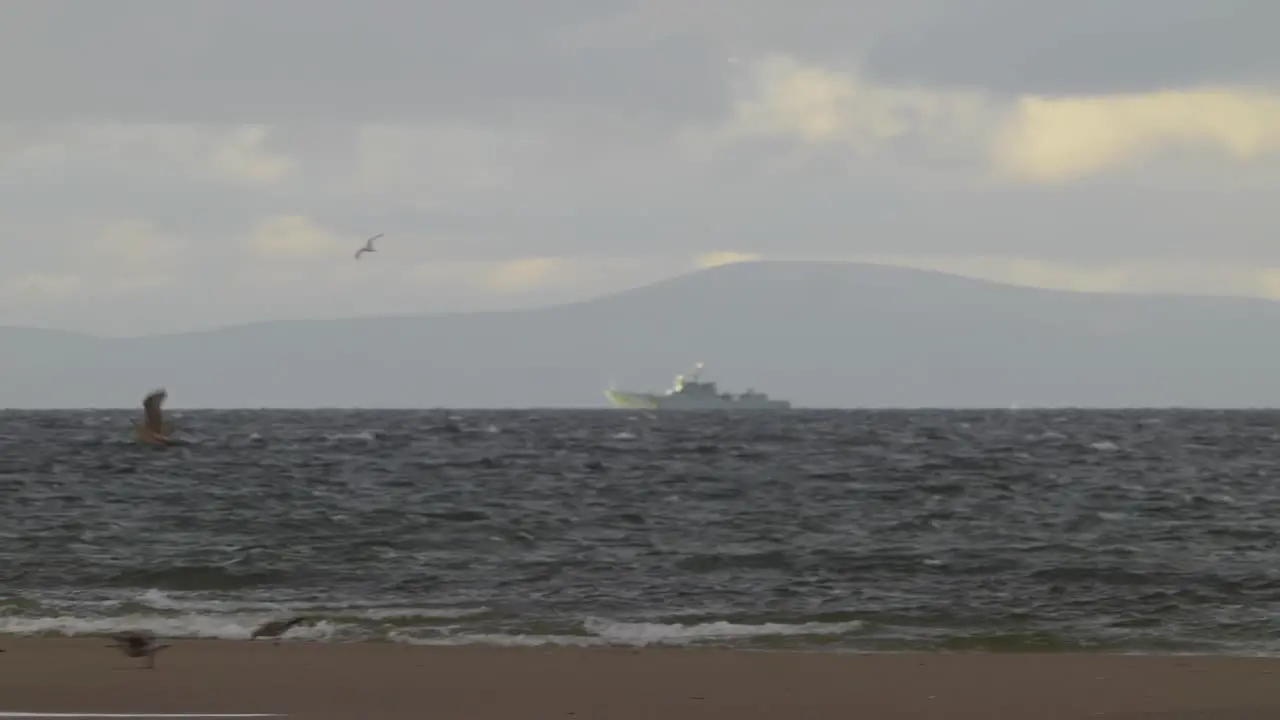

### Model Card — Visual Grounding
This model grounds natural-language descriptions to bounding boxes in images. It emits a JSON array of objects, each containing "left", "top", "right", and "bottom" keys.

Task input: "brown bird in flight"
[{"left": 134, "top": 388, "right": 175, "bottom": 446}]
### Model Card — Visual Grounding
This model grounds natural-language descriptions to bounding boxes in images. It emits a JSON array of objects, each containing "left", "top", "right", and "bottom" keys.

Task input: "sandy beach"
[{"left": 2, "top": 640, "right": 1280, "bottom": 719}]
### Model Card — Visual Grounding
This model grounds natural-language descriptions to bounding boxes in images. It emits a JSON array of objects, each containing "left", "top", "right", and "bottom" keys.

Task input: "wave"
[
  {"left": 0, "top": 589, "right": 864, "bottom": 647},
  {"left": 392, "top": 617, "right": 864, "bottom": 647},
  {"left": 0, "top": 613, "right": 864, "bottom": 648},
  {"left": 2, "top": 589, "right": 1279, "bottom": 655}
]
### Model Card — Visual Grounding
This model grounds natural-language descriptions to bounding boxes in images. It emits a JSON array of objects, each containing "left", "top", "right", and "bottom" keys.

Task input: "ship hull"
[
  {"left": 603, "top": 390, "right": 660, "bottom": 410},
  {"left": 604, "top": 389, "right": 790, "bottom": 410}
]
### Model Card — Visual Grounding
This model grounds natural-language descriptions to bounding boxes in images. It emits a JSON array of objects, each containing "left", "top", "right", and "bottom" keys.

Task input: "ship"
[{"left": 604, "top": 363, "right": 792, "bottom": 410}]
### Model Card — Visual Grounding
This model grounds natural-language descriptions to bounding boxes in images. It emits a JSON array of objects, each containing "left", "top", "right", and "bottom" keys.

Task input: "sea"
[{"left": 2, "top": 408, "right": 1279, "bottom": 655}]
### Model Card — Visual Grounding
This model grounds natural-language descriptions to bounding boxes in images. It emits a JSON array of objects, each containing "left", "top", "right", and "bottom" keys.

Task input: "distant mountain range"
[{"left": 5, "top": 260, "right": 1280, "bottom": 408}]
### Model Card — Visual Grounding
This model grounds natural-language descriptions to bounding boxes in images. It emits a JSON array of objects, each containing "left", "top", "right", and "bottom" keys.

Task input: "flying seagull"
[
  {"left": 108, "top": 630, "right": 170, "bottom": 669},
  {"left": 354, "top": 233, "right": 383, "bottom": 260}
]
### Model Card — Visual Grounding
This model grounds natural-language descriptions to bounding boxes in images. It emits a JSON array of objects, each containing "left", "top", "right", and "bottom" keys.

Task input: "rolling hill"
[{"left": 5, "top": 260, "right": 1280, "bottom": 408}]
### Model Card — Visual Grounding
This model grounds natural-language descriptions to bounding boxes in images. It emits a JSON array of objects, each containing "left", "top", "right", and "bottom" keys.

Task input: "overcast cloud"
[{"left": 1, "top": 0, "right": 1276, "bottom": 335}]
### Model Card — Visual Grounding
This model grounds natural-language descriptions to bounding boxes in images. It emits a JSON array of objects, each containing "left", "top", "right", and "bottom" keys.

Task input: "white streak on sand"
[{"left": 0, "top": 714, "right": 286, "bottom": 718}]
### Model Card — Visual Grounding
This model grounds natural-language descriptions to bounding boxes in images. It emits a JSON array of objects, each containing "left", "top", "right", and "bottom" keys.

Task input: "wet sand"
[{"left": 2, "top": 638, "right": 1280, "bottom": 719}]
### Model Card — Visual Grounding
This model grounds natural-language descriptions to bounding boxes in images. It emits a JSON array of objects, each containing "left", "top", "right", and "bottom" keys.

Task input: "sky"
[{"left": 1, "top": 0, "right": 1277, "bottom": 336}]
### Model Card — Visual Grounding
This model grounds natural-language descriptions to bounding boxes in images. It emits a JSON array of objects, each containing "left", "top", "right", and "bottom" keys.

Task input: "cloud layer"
[{"left": 0, "top": 1, "right": 1276, "bottom": 335}]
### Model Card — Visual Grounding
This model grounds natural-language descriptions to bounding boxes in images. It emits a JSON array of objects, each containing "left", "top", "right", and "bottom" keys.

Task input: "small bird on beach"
[
  {"left": 251, "top": 616, "right": 310, "bottom": 644},
  {"left": 354, "top": 233, "right": 383, "bottom": 260},
  {"left": 108, "top": 630, "right": 169, "bottom": 669}
]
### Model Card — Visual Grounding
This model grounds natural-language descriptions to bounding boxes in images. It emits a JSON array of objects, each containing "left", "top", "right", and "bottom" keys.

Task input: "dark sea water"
[{"left": 2, "top": 409, "right": 1279, "bottom": 654}]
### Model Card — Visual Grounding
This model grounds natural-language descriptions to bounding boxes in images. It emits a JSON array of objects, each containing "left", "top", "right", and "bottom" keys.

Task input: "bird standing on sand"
[
  {"left": 354, "top": 233, "right": 383, "bottom": 260},
  {"left": 108, "top": 630, "right": 169, "bottom": 669},
  {"left": 251, "top": 616, "right": 310, "bottom": 644}
]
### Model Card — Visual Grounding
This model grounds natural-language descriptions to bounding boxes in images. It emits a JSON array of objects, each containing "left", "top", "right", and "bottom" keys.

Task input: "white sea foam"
[
  {"left": 127, "top": 589, "right": 487, "bottom": 620},
  {"left": 0, "top": 603, "right": 862, "bottom": 648},
  {"left": 0, "top": 588, "right": 492, "bottom": 642},
  {"left": 0, "top": 614, "right": 338, "bottom": 641},
  {"left": 392, "top": 617, "right": 864, "bottom": 647}
]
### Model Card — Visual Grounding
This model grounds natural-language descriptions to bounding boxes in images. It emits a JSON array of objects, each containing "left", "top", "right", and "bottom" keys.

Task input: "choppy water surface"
[{"left": 2, "top": 409, "right": 1280, "bottom": 654}]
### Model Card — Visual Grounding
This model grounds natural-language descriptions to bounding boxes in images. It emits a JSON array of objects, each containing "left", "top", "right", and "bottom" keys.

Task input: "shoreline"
[
  {"left": 6, "top": 632, "right": 1277, "bottom": 658},
  {"left": 5, "top": 633, "right": 1280, "bottom": 657},
  {"left": 3, "top": 638, "right": 1280, "bottom": 719}
]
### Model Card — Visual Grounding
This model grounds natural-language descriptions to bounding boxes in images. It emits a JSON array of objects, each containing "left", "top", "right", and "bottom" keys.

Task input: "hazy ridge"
[{"left": 5, "top": 260, "right": 1280, "bottom": 408}]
